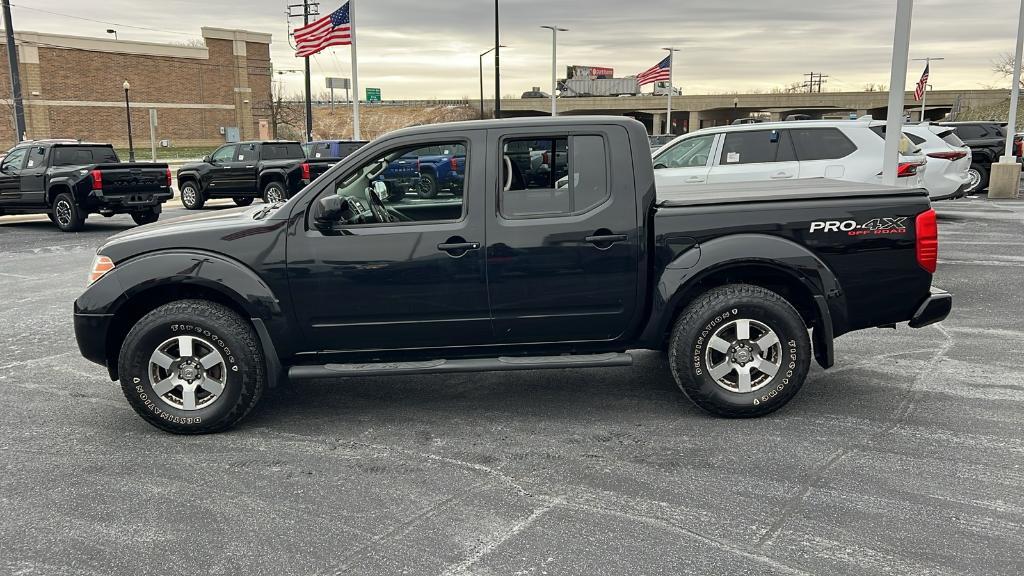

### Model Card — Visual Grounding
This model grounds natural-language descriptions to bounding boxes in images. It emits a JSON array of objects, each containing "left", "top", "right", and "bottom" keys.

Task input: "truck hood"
[{"left": 98, "top": 205, "right": 286, "bottom": 263}]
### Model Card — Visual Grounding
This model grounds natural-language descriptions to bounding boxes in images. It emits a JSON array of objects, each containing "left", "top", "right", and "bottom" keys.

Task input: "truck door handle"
[
  {"left": 437, "top": 239, "right": 480, "bottom": 257},
  {"left": 585, "top": 233, "right": 628, "bottom": 248},
  {"left": 685, "top": 176, "right": 706, "bottom": 183},
  {"left": 245, "top": 165, "right": 255, "bottom": 169}
]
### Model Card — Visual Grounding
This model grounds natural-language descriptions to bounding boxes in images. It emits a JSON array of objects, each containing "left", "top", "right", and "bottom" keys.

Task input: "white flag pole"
[
  {"left": 882, "top": 0, "right": 913, "bottom": 186},
  {"left": 350, "top": 0, "right": 360, "bottom": 140},
  {"left": 662, "top": 47, "right": 678, "bottom": 135}
]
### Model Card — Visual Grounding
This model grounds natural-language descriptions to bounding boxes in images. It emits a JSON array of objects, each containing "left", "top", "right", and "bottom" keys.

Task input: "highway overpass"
[{"left": 498, "top": 89, "right": 1009, "bottom": 134}]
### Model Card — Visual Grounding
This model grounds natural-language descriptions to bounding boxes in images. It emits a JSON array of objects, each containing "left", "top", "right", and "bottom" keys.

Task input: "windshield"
[{"left": 654, "top": 134, "right": 715, "bottom": 168}]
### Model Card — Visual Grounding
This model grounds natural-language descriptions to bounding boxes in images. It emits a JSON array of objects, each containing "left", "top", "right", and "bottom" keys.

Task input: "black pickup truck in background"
[
  {"left": 176, "top": 140, "right": 335, "bottom": 209},
  {"left": 0, "top": 140, "right": 172, "bottom": 232},
  {"left": 75, "top": 116, "right": 951, "bottom": 433}
]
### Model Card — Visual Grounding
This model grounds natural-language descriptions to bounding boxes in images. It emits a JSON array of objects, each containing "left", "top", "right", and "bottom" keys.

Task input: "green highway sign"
[{"left": 366, "top": 87, "right": 381, "bottom": 102}]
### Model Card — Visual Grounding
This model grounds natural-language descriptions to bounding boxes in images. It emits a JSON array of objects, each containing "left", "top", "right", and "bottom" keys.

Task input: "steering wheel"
[{"left": 366, "top": 186, "right": 394, "bottom": 223}]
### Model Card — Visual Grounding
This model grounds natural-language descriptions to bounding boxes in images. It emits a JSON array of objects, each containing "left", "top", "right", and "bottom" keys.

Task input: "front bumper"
[
  {"left": 908, "top": 288, "right": 952, "bottom": 328},
  {"left": 74, "top": 311, "right": 114, "bottom": 371}
]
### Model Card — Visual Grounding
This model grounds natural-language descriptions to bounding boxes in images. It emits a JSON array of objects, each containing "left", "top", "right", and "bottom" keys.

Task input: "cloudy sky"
[{"left": 11, "top": 0, "right": 1019, "bottom": 99}]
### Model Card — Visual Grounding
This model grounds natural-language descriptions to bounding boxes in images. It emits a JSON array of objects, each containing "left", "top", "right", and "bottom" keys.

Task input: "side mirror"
[
  {"left": 314, "top": 195, "right": 345, "bottom": 230},
  {"left": 203, "top": 155, "right": 212, "bottom": 163}
]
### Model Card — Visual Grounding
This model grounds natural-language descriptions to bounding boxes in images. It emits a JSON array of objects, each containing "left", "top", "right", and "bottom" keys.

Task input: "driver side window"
[
  {"left": 654, "top": 134, "right": 716, "bottom": 169},
  {"left": 210, "top": 145, "right": 236, "bottom": 163},
  {"left": 1, "top": 147, "right": 28, "bottom": 172},
  {"left": 321, "top": 141, "right": 467, "bottom": 226}
]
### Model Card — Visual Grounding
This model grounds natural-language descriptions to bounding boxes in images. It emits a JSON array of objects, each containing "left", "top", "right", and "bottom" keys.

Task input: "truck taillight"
[
  {"left": 90, "top": 169, "right": 102, "bottom": 190},
  {"left": 916, "top": 208, "right": 938, "bottom": 274},
  {"left": 301, "top": 162, "right": 310, "bottom": 180},
  {"left": 165, "top": 167, "right": 172, "bottom": 187},
  {"left": 896, "top": 161, "right": 921, "bottom": 178},
  {"left": 450, "top": 156, "right": 457, "bottom": 171}
]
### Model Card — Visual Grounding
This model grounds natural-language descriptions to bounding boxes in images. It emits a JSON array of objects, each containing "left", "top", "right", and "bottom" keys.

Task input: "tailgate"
[
  {"left": 306, "top": 159, "right": 338, "bottom": 181},
  {"left": 94, "top": 164, "right": 170, "bottom": 195}
]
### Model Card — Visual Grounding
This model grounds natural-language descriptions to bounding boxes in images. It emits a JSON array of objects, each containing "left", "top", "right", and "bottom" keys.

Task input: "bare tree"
[
  {"left": 863, "top": 83, "right": 888, "bottom": 92},
  {"left": 253, "top": 83, "right": 303, "bottom": 139},
  {"left": 171, "top": 38, "right": 207, "bottom": 48},
  {"left": 993, "top": 52, "right": 1024, "bottom": 88}
]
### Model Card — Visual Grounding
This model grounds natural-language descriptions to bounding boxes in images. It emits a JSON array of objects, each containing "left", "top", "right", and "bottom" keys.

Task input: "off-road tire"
[
  {"left": 180, "top": 180, "right": 205, "bottom": 210},
  {"left": 416, "top": 172, "right": 438, "bottom": 199},
  {"left": 233, "top": 197, "right": 254, "bottom": 207},
  {"left": 668, "top": 284, "right": 811, "bottom": 418},
  {"left": 117, "top": 299, "right": 266, "bottom": 434},
  {"left": 52, "top": 192, "right": 85, "bottom": 232},
  {"left": 130, "top": 206, "right": 161, "bottom": 226},
  {"left": 263, "top": 181, "right": 286, "bottom": 204}
]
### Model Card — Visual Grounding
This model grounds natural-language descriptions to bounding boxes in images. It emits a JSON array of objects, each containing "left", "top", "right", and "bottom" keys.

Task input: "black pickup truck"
[
  {"left": 176, "top": 140, "right": 334, "bottom": 209},
  {"left": 74, "top": 116, "right": 951, "bottom": 434},
  {"left": 0, "top": 141, "right": 171, "bottom": 231}
]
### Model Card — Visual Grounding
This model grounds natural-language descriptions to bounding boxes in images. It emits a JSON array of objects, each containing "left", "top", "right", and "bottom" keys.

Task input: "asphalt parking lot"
[{"left": 1, "top": 196, "right": 1022, "bottom": 575}]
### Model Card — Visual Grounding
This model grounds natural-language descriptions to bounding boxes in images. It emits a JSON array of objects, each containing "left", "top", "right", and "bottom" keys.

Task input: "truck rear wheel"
[
  {"left": 263, "top": 181, "right": 286, "bottom": 204},
  {"left": 52, "top": 192, "right": 85, "bottom": 232},
  {"left": 180, "top": 181, "right": 205, "bottom": 210},
  {"left": 131, "top": 206, "right": 161, "bottom": 226},
  {"left": 668, "top": 284, "right": 811, "bottom": 418},
  {"left": 117, "top": 299, "right": 265, "bottom": 434},
  {"left": 416, "top": 173, "right": 438, "bottom": 199}
]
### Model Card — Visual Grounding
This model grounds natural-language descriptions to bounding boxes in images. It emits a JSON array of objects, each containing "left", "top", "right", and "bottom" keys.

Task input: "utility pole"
[
  {"left": 912, "top": 57, "right": 943, "bottom": 121},
  {"left": 494, "top": 0, "right": 501, "bottom": 119},
  {"left": 803, "top": 72, "right": 829, "bottom": 93},
  {"left": 2, "top": 0, "right": 25, "bottom": 142},
  {"left": 288, "top": 0, "right": 319, "bottom": 142}
]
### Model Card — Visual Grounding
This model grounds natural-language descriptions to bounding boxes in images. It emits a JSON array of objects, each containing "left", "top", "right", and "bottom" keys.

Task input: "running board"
[{"left": 288, "top": 352, "right": 633, "bottom": 380}]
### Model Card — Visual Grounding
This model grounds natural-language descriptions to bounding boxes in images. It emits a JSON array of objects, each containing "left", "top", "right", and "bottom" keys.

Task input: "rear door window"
[
  {"left": 952, "top": 125, "right": 987, "bottom": 140},
  {"left": 51, "top": 146, "right": 119, "bottom": 166},
  {"left": 905, "top": 133, "right": 926, "bottom": 146},
  {"left": 719, "top": 129, "right": 793, "bottom": 164},
  {"left": 790, "top": 128, "right": 858, "bottom": 161},
  {"left": 261, "top": 143, "right": 305, "bottom": 160},
  {"left": 238, "top": 143, "right": 258, "bottom": 162},
  {"left": 939, "top": 131, "right": 965, "bottom": 147},
  {"left": 500, "top": 135, "right": 608, "bottom": 219}
]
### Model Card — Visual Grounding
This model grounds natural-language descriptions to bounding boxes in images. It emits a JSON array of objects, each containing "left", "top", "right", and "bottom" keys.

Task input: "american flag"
[
  {"left": 294, "top": 2, "right": 352, "bottom": 58},
  {"left": 637, "top": 55, "right": 672, "bottom": 86},
  {"left": 913, "top": 63, "right": 929, "bottom": 102}
]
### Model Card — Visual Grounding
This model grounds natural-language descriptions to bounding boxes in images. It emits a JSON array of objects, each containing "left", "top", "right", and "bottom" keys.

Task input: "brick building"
[{"left": 0, "top": 27, "right": 273, "bottom": 148}]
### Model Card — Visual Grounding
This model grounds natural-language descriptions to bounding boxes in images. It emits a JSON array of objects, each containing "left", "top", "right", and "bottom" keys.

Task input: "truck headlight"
[{"left": 87, "top": 255, "right": 115, "bottom": 285}]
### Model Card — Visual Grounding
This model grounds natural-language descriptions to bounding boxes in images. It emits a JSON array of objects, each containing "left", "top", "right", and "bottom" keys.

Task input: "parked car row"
[{"left": 650, "top": 118, "right": 973, "bottom": 201}]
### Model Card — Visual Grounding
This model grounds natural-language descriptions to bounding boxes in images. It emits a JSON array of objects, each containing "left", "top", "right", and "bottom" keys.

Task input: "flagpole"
[
  {"left": 912, "top": 57, "right": 942, "bottom": 122},
  {"left": 303, "top": 0, "right": 313, "bottom": 142},
  {"left": 662, "top": 47, "right": 678, "bottom": 134},
  {"left": 350, "top": 0, "right": 360, "bottom": 140}
]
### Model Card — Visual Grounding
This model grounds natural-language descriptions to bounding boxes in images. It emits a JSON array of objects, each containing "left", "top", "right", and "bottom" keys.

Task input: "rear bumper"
[
  {"left": 88, "top": 189, "right": 173, "bottom": 210},
  {"left": 908, "top": 288, "right": 952, "bottom": 328},
  {"left": 74, "top": 311, "right": 114, "bottom": 370}
]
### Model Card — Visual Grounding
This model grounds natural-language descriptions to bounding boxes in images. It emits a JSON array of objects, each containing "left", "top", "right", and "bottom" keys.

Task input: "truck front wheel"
[
  {"left": 668, "top": 284, "right": 811, "bottom": 418},
  {"left": 179, "top": 181, "right": 205, "bottom": 210},
  {"left": 117, "top": 299, "right": 266, "bottom": 434},
  {"left": 52, "top": 192, "right": 85, "bottom": 232}
]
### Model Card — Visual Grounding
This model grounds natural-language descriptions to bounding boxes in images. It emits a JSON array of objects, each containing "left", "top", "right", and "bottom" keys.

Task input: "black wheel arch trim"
[{"left": 639, "top": 233, "right": 845, "bottom": 368}]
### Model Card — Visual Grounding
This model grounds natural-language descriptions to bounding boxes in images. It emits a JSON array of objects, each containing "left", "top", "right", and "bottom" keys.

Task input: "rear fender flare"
[
  {"left": 46, "top": 178, "right": 80, "bottom": 204},
  {"left": 641, "top": 234, "right": 847, "bottom": 361},
  {"left": 259, "top": 170, "right": 288, "bottom": 191}
]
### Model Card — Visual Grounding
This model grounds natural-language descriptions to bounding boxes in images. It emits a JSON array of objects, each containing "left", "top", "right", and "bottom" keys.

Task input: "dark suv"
[{"left": 935, "top": 121, "right": 1011, "bottom": 194}]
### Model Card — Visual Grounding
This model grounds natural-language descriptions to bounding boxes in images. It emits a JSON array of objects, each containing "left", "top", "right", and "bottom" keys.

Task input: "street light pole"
[
  {"left": 541, "top": 26, "right": 567, "bottom": 117},
  {"left": 1004, "top": 0, "right": 1024, "bottom": 159},
  {"left": 123, "top": 79, "right": 135, "bottom": 162},
  {"left": 106, "top": 29, "right": 118, "bottom": 40},
  {"left": 882, "top": 0, "right": 913, "bottom": 186},
  {"left": 911, "top": 56, "right": 943, "bottom": 121},
  {"left": 662, "top": 47, "right": 679, "bottom": 134},
  {"left": 479, "top": 45, "right": 506, "bottom": 120},
  {"left": 494, "top": 0, "right": 501, "bottom": 119}
]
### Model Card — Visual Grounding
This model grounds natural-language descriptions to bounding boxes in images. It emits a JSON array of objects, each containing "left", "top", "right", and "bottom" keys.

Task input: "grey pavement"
[{"left": 0, "top": 196, "right": 1022, "bottom": 575}]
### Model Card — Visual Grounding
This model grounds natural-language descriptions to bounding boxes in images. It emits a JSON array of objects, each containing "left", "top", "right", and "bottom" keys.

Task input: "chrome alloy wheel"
[
  {"left": 964, "top": 168, "right": 982, "bottom": 193},
  {"left": 264, "top": 185, "right": 284, "bottom": 203},
  {"left": 181, "top": 185, "right": 197, "bottom": 206},
  {"left": 148, "top": 335, "right": 227, "bottom": 410},
  {"left": 54, "top": 199, "right": 73, "bottom": 227},
  {"left": 704, "top": 318, "right": 783, "bottom": 394}
]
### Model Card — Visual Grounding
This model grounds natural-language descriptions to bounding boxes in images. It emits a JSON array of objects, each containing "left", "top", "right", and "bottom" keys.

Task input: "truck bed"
[{"left": 656, "top": 178, "right": 927, "bottom": 207}]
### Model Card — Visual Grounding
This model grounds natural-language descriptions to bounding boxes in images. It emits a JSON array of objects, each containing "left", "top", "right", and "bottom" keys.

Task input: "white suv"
[
  {"left": 653, "top": 119, "right": 927, "bottom": 191},
  {"left": 903, "top": 124, "right": 972, "bottom": 200}
]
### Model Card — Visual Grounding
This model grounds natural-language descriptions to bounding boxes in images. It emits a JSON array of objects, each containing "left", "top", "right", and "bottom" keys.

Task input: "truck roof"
[
  {"left": 657, "top": 178, "right": 927, "bottom": 208},
  {"left": 382, "top": 115, "right": 644, "bottom": 139}
]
